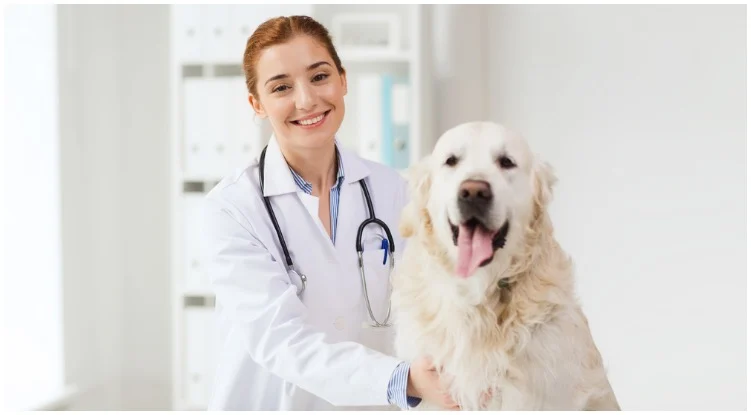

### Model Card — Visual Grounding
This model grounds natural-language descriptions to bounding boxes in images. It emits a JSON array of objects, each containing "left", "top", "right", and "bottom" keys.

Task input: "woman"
[{"left": 203, "top": 15, "right": 457, "bottom": 411}]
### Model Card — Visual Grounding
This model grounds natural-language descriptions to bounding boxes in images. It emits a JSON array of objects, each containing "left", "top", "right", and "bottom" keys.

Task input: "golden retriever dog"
[{"left": 391, "top": 121, "right": 620, "bottom": 411}]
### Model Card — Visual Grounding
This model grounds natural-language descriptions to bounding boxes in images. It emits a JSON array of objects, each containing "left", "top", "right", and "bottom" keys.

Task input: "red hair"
[{"left": 242, "top": 15, "right": 345, "bottom": 98}]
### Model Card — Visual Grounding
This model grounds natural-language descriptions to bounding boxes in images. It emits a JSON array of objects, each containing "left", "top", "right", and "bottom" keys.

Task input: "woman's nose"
[{"left": 294, "top": 83, "right": 316, "bottom": 111}]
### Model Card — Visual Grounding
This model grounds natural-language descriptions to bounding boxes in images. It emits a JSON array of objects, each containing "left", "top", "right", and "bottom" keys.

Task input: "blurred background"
[{"left": 2, "top": 3, "right": 746, "bottom": 411}]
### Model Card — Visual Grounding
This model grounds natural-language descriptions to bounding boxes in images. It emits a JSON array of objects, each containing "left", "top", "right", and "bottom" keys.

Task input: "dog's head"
[{"left": 400, "top": 121, "right": 556, "bottom": 279}]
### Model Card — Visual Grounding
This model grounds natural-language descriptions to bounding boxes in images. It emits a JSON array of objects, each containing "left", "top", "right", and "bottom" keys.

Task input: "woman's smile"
[{"left": 291, "top": 109, "right": 331, "bottom": 129}]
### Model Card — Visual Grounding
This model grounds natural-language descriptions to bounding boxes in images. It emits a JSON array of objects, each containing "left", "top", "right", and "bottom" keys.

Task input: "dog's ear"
[
  {"left": 399, "top": 156, "right": 432, "bottom": 238},
  {"left": 532, "top": 158, "right": 557, "bottom": 213}
]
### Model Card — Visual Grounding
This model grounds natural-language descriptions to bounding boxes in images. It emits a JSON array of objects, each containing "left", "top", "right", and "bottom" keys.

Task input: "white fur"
[{"left": 391, "top": 122, "right": 620, "bottom": 411}]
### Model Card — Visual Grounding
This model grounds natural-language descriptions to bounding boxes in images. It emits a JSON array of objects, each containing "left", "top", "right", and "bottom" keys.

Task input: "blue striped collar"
[
  {"left": 288, "top": 147, "right": 345, "bottom": 194},
  {"left": 260, "top": 134, "right": 370, "bottom": 197}
]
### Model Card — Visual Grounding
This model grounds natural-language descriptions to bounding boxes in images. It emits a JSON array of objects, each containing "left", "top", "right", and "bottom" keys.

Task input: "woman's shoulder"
[
  {"left": 340, "top": 145, "right": 405, "bottom": 185},
  {"left": 348, "top": 155, "right": 409, "bottom": 207},
  {"left": 205, "top": 160, "right": 263, "bottom": 215},
  {"left": 361, "top": 159, "right": 405, "bottom": 184}
]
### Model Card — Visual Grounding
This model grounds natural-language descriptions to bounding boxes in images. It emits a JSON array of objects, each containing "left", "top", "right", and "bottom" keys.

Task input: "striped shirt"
[
  {"left": 288, "top": 148, "right": 345, "bottom": 243},
  {"left": 287, "top": 146, "right": 419, "bottom": 409},
  {"left": 388, "top": 361, "right": 422, "bottom": 409}
]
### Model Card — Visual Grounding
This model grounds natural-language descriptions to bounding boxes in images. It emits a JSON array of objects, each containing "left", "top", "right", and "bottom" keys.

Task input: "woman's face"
[{"left": 249, "top": 35, "right": 347, "bottom": 152}]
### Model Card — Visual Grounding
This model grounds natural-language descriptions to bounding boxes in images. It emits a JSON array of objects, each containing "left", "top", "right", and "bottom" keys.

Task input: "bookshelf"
[{"left": 168, "top": 4, "right": 432, "bottom": 409}]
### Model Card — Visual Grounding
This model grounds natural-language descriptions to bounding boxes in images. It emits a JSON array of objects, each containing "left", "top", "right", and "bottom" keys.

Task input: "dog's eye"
[
  {"left": 445, "top": 155, "right": 458, "bottom": 167},
  {"left": 498, "top": 155, "right": 516, "bottom": 169}
]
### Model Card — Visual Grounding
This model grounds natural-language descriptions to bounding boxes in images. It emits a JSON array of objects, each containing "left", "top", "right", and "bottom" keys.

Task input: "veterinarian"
[{"left": 202, "top": 15, "right": 457, "bottom": 411}]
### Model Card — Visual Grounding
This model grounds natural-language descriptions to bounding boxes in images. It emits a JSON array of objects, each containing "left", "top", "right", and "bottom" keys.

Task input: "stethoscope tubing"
[{"left": 258, "top": 145, "right": 394, "bottom": 326}]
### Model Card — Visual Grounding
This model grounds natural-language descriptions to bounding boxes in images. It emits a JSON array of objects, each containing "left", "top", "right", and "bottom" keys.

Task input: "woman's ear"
[
  {"left": 248, "top": 93, "right": 267, "bottom": 119},
  {"left": 399, "top": 156, "right": 432, "bottom": 238},
  {"left": 340, "top": 69, "right": 348, "bottom": 96}
]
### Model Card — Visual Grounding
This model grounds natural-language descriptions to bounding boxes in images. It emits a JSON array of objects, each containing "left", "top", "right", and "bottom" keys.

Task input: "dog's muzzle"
[{"left": 457, "top": 179, "right": 493, "bottom": 224}]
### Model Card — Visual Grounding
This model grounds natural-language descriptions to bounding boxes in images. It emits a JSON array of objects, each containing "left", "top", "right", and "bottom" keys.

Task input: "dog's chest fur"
[{"left": 391, "top": 251, "right": 585, "bottom": 410}]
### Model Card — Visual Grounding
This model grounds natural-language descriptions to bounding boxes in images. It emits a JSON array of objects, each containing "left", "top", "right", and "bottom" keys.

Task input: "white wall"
[
  {"left": 486, "top": 5, "right": 745, "bottom": 410},
  {"left": 429, "top": 5, "right": 489, "bottom": 136},
  {"left": 57, "top": 5, "right": 172, "bottom": 410},
  {"left": 3, "top": 4, "right": 64, "bottom": 410}
]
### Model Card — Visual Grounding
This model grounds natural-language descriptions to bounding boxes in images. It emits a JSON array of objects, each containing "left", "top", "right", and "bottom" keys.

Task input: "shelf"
[
  {"left": 181, "top": 176, "right": 224, "bottom": 186},
  {"left": 182, "top": 289, "right": 215, "bottom": 298},
  {"left": 182, "top": 293, "right": 216, "bottom": 309}
]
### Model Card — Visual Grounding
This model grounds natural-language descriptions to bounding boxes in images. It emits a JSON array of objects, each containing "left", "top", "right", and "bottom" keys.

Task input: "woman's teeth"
[{"left": 296, "top": 112, "right": 325, "bottom": 126}]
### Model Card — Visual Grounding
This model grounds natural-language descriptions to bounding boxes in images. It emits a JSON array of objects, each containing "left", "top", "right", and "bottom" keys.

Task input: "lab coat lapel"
[
  {"left": 334, "top": 146, "right": 371, "bottom": 262},
  {"left": 261, "top": 135, "right": 299, "bottom": 197},
  {"left": 263, "top": 135, "right": 334, "bottom": 252},
  {"left": 264, "top": 137, "right": 373, "bottom": 260}
]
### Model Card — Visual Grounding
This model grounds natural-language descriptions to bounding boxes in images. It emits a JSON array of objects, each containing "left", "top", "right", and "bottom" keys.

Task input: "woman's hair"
[{"left": 242, "top": 15, "right": 345, "bottom": 98}]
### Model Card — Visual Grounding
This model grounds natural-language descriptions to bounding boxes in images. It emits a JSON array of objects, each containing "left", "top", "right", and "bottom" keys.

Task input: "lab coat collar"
[
  {"left": 261, "top": 134, "right": 371, "bottom": 197},
  {"left": 337, "top": 141, "right": 370, "bottom": 186},
  {"left": 261, "top": 135, "right": 299, "bottom": 197}
]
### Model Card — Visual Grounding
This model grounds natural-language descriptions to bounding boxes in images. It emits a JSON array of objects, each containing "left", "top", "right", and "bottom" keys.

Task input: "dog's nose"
[
  {"left": 459, "top": 180, "right": 492, "bottom": 202},
  {"left": 458, "top": 180, "right": 493, "bottom": 216}
]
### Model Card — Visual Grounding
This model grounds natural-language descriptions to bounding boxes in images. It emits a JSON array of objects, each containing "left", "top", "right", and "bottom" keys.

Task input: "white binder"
[
  {"left": 227, "top": 6, "right": 265, "bottom": 63},
  {"left": 184, "top": 307, "right": 219, "bottom": 408},
  {"left": 391, "top": 81, "right": 411, "bottom": 169},
  {"left": 183, "top": 78, "right": 234, "bottom": 180},
  {"left": 183, "top": 78, "right": 209, "bottom": 178},
  {"left": 182, "top": 193, "right": 208, "bottom": 292},
  {"left": 201, "top": 6, "right": 232, "bottom": 63},
  {"left": 357, "top": 74, "right": 384, "bottom": 163},
  {"left": 204, "top": 78, "right": 231, "bottom": 178},
  {"left": 227, "top": 76, "right": 263, "bottom": 170},
  {"left": 174, "top": 5, "right": 204, "bottom": 63}
]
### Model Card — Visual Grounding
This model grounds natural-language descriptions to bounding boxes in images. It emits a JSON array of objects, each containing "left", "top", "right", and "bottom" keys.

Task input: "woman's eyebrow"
[
  {"left": 307, "top": 61, "right": 331, "bottom": 71},
  {"left": 264, "top": 61, "right": 332, "bottom": 86}
]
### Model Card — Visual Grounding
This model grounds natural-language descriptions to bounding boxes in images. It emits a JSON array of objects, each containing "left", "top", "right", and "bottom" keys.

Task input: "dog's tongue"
[{"left": 456, "top": 224, "right": 495, "bottom": 278}]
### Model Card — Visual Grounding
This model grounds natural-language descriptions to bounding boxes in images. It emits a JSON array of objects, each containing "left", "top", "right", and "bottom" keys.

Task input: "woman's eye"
[
  {"left": 445, "top": 155, "right": 458, "bottom": 167},
  {"left": 498, "top": 155, "right": 516, "bottom": 169},
  {"left": 312, "top": 73, "right": 329, "bottom": 82},
  {"left": 272, "top": 85, "right": 289, "bottom": 94}
]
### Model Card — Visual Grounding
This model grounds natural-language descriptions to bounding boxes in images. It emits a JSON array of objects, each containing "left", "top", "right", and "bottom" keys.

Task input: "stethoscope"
[{"left": 258, "top": 145, "right": 396, "bottom": 327}]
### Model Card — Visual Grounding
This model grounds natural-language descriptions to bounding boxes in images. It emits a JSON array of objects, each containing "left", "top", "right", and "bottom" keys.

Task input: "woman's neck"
[{"left": 281, "top": 141, "right": 338, "bottom": 194}]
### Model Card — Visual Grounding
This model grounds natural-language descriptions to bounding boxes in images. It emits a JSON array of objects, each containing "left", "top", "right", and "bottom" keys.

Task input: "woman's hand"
[{"left": 406, "top": 356, "right": 460, "bottom": 410}]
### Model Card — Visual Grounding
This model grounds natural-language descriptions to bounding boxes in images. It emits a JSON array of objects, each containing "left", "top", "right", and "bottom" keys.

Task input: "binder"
[
  {"left": 183, "top": 78, "right": 210, "bottom": 178},
  {"left": 380, "top": 74, "right": 394, "bottom": 166},
  {"left": 357, "top": 73, "right": 411, "bottom": 169},
  {"left": 184, "top": 307, "right": 219, "bottom": 408},
  {"left": 227, "top": 76, "right": 263, "bottom": 170},
  {"left": 183, "top": 193, "right": 208, "bottom": 292},
  {"left": 228, "top": 6, "right": 258, "bottom": 63},
  {"left": 183, "top": 77, "right": 234, "bottom": 179},
  {"left": 390, "top": 80, "right": 410, "bottom": 170},
  {"left": 357, "top": 74, "right": 384, "bottom": 163},
  {"left": 174, "top": 5, "right": 204, "bottom": 63},
  {"left": 201, "top": 6, "right": 231, "bottom": 63},
  {"left": 213, "top": 78, "right": 233, "bottom": 178}
]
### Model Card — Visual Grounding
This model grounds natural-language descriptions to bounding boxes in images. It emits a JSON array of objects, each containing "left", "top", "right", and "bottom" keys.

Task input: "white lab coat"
[{"left": 203, "top": 135, "right": 409, "bottom": 410}]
